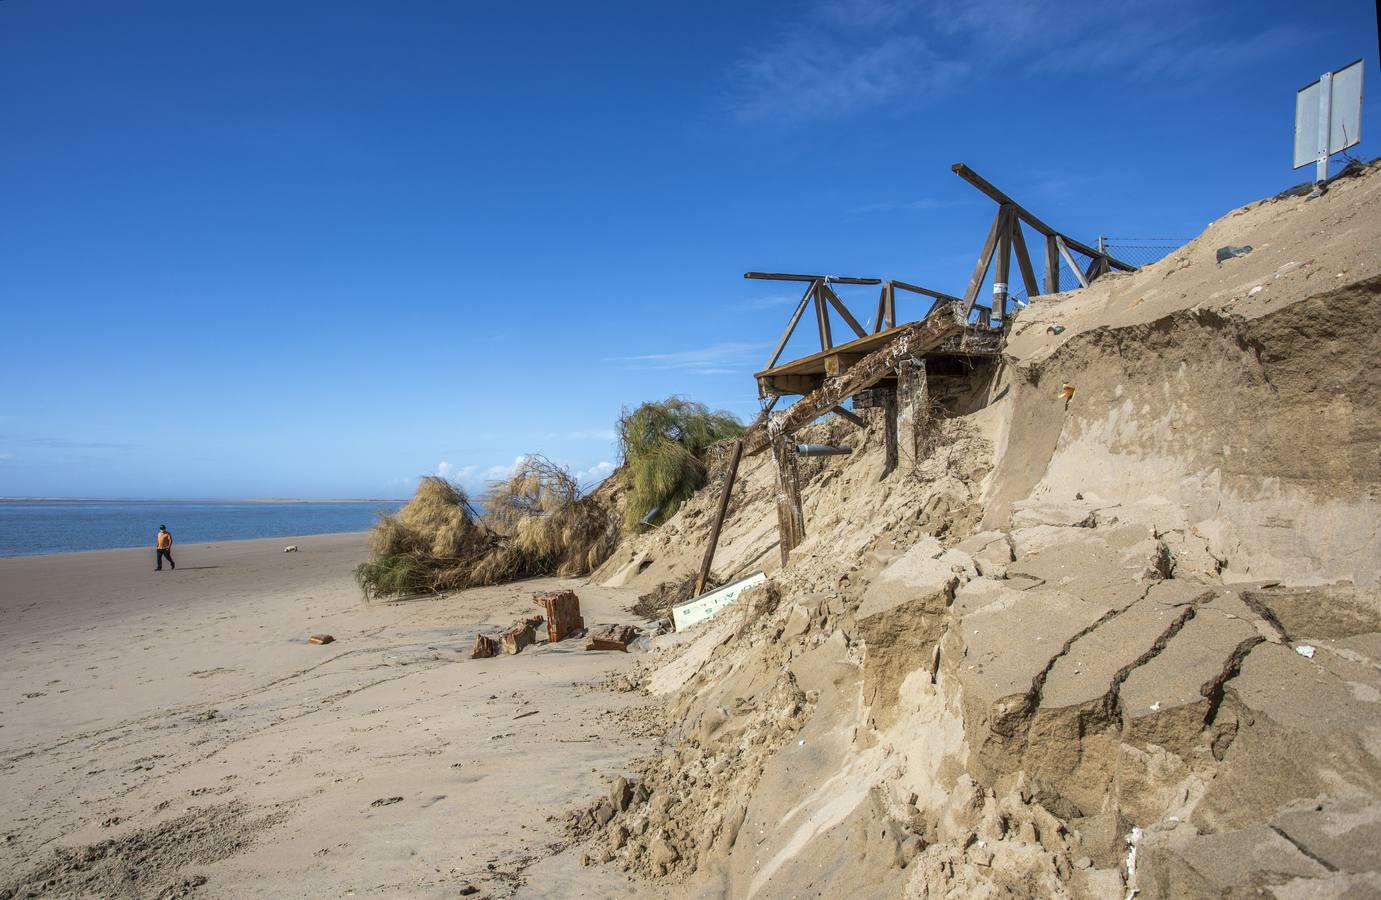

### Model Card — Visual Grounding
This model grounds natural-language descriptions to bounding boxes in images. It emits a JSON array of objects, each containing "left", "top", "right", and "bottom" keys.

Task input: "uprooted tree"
[
  {"left": 617, "top": 396, "right": 744, "bottom": 529},
  {"left": 354, "top": 457, "right": 619, "bottom": 600}
]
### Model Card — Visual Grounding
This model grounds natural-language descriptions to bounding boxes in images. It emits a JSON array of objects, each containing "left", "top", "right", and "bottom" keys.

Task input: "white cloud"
[
  {"left": 575, "top": 460, "right": 616, "bottom": 486},
  {"left": 436, "top": 460, "right": 453, "bottom": 478},
  {"left": 613, "top": 341, "right": 767, "bottom": 375},
  {"left": 483, "top": 456, "right": 530, "bottom": 481}
]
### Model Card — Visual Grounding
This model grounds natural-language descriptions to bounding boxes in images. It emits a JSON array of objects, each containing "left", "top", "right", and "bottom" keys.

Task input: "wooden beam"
[
  {"left": 831, "top": 405, "right": 865, "bottom": 428},
  {"left": 1044, "top": 234, "right": 1060, "bottom": 294},
  {"left": 1011, "top": 221, "right": 1041, "bottom": 299},
  {"left": 764, "top": 280, "right": 816, "bottom": 370},
  {"left": 812, "top": 282, "right": 833, "bottom": 351},
  {"left": 885, "top": 281, "right": 896, "bottom": 330},
  {"left": 745, "top": 272, "right": 882, "bottom": 285},
  {"left": 820, "top": 282, "right": 868, "bottom": 339},
  {"left": 963, "top": 208, "right": 1005, "bottom": 315},
  {"left": 693, "top": 439, "right": 743, "bottom": 597},
  {"left": 824, "top": 352, "right": 866, "bottom": 377},
  {"left": 758, "top": 373, "right": 821, "bottom": 397},
  {"left": 950, "top": 163, "right": 1137, "bottom": 271},
  {"left": 891, "top": 280, "right": 963, "bottom": 304},
  {"left": 743, "top": 311, "right": 963, "bottom": 456},
  {"left": 872, "top": 286, "right": 887, "bottom": 335},
  {"left": 1055, "top": 235, "right": 1090, "bottom": 289}
]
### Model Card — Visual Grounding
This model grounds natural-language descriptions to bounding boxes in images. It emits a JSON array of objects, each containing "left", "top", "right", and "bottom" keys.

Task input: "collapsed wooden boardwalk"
[{"left": 688, "top": 163, "right": 1137, "bottom": 601}]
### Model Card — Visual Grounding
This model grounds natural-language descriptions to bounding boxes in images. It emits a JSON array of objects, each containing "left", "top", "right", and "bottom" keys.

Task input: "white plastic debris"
[
  {"left": 1248, "top": 286, "right": 1264, "bottom": 296},
  {"left": 1295, "top": 645, "right": 1316, "bottom": 659},
  {"left": 1124, "top": 825, "right": 1143, "bottom": 900},
  {"left": 1149, "top": 702, "right": 1162, "bottom": 712}
]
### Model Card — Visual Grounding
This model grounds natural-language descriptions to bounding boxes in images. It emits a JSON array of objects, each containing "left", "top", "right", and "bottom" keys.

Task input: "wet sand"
[{"left": 0, "top": 533, "right": 659, "bottom": 898}]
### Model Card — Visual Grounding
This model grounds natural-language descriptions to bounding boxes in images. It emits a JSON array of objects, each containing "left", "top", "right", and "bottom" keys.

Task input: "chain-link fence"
[{"left": 1006, "top": 236, "right": 1188, "bottom": 304}]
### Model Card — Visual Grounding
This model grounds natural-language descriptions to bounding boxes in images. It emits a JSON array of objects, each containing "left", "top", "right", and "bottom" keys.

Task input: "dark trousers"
[{"left": 156, "top": 548, "right": 175, "bottom": 570}]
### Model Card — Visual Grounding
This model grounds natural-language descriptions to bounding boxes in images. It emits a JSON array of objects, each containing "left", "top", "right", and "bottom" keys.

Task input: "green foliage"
[
  {"left": 354, "top": 554, "right": 431, "bottom": 601},
  {"left": 617, "top": 396, "right": 744, "bottom": 528}
]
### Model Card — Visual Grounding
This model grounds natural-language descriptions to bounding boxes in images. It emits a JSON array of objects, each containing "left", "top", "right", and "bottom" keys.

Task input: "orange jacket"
[{"left": 157, "top": 531, "right": 172, "bottom": 549}]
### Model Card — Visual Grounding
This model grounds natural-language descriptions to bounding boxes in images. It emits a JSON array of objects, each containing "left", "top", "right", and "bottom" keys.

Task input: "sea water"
[{"left": 0, "top": 499, "right": 404, "bottom": 557}]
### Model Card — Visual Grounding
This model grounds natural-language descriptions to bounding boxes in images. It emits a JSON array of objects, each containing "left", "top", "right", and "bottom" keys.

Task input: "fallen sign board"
[{"left": 671, "top": 572, "right": 768, "bottom": 632}]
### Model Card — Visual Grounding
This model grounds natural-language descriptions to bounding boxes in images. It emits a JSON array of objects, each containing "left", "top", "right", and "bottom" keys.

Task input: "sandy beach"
[{"left": 0, "top": 533, "right": 660, "bottom": 898}]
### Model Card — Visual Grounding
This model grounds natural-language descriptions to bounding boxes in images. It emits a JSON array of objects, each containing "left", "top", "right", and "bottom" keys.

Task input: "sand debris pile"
[{"left": 565, "top": 163, "right": 1381, "bottom": 897}]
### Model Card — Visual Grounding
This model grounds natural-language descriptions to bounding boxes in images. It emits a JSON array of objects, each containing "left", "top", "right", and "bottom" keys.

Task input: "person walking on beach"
[{"left": 155, "top": 525, "right": 175, "bottom": 571}]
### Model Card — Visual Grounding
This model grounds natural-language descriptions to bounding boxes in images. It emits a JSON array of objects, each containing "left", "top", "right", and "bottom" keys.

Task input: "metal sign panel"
[
  {"left": 671, "top": 571, "right": 767, "bottom": 631},
  {"left": 1294, "top": 59, "right": 1365, "bottom": 169}
]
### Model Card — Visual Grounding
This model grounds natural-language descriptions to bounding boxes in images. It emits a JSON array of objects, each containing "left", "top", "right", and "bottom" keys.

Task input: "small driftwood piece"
[{"left": 307, "top": 634, "right": 334, "bottom": 645}]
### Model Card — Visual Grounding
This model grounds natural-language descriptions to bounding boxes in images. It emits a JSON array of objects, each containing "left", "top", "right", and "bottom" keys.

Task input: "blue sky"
[{"left": 1, "top": 0, "right": 1376, "bottom": 499}]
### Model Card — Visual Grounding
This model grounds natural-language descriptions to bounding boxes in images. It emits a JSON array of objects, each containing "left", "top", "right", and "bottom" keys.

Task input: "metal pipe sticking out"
[{"left": 796, "top": 444, "right": 853, "bottom": 457}]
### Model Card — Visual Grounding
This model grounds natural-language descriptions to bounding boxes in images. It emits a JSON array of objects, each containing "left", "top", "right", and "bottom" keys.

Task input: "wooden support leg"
[
  {"left": 898, "top": 358, "right": 929, "bottom": 469},
  {"left": 693, "top": 439, "right": 743, "bottom": 598},
  {"left": 1044, "top": 235, "right": 1060, "bottom": 295},
  {"left": 771, "top": 435, "right": 805, "bottom": 565},
  {"left": 881, "top": 387, "right": 899, "bottom": 480}
]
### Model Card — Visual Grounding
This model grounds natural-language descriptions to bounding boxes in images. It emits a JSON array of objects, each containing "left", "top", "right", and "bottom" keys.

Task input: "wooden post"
[
  {"left": 885, "top": 281, "right": 896, "bottom": 330},
  {"left": 993, "top": 205, "right": 1013, "bottom": 323},
  {"left": 898, "top": 357, "right": 929, "bottom": 468},
  {"left": 693, "top": 439, "right": 743, "bottom": 597},
  {"left": 1044, "top": 235, "right": 1060, "bottom": 294},
  {"left": 963, "top": 208, "right": 1005, "bottom": 316},
  {"left": 1011, "top": 222, "right": 1041, "bottom": 301},
  {"left": 813, "top": 282, "right": 833, "bottom": 351},
  {"left": 881, "top": 386, "right": 899, "bottom": 480},
  {"left": 771, "top": 434, "right": 805, "bottom": 565}
]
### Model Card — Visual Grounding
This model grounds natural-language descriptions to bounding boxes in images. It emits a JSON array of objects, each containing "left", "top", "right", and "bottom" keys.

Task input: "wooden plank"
[
  {"left": 765, "top": 281, "right": 816, "bottom": 370},
  {"left": 745, "top": 272, "right": 882, "bottom": 285},
  {"left": 963, "top": 208, "right": 1005, "bottom": 314},
  {"left": 813, "top": 283, "right": 833, "bottom": 352},
  {"left": 820, "top": 282, "right": 868, "bottom": 339},
  {"left": 1055, "top": 235, "right": 1090, "bottom": 288},
  {"left": 831, "top": 405, "right": 865, "bottom": 428},
  {"left": 1011, "top": 221, "right": 1041, "bottom": 299},
  {"left": 1044, "top": 234, "right": 1060, "bottom": 294},
  {"left": 885, "top": 281, "right": 896, "bottom": 330},
  {"left": 872, "top": 286, "right": 887, "bottom": 335},
  {"left": 951, "top": 163, "right": 1137, "bottom": 271},
  {"left": 744, "top": 311, "right": 963, "bottom": 456},
  {"left": 881, "top": 387, "right": 898, "bottom": 479},
  {"left": 693, "top": 439, "right": 743, "bottom": 597}
]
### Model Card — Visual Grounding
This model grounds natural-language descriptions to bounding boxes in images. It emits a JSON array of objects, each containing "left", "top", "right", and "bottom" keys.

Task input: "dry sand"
[{"left": 0, "top": 533, "right": 659, "bottom": 899}]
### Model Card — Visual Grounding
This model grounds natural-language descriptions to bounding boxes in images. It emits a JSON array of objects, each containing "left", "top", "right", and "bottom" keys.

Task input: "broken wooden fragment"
[
  {"left": 470, "top": 633, "right": 501, "bottom": 659},
  {"left": 533, "top": 590, "right": 584, "bottom": 642},
  {"left": 307, "top": 634, "right": 334, "bottom": 645},
  {"left": 585, "top": 624, "right": 640, "bottom": 652},
  {"left": 501, "top": 622, "right": 536, "bottom": 655}
]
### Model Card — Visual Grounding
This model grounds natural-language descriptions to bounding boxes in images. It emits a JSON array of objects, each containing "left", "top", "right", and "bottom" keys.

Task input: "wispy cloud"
[
  {"left": 612, "top": 341, "right": 767, "bottom": 375},
  {"left": 730, "top": 27, "right": 967, "bottom": 123},
  {"left": 727, "top": 0, "right": 1308, "bottom": 124}
]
